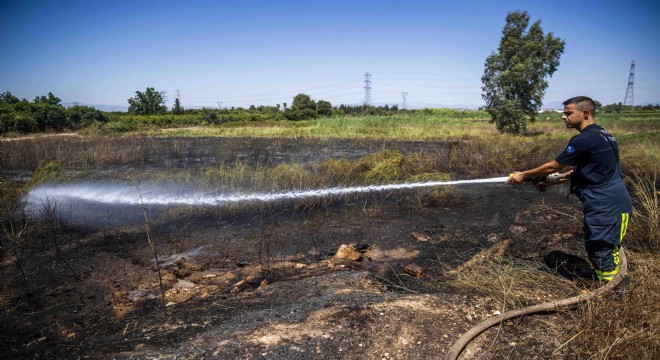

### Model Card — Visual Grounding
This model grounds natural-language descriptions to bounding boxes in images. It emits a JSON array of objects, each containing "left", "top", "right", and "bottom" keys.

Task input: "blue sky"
[{"left": 1, "top": 0, "right": 659, "bottom": 109}]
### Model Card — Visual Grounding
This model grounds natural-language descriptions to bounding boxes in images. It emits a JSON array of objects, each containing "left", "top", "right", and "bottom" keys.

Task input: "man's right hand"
[{"left": 506, "top": 172, "right": 525, "bottom": 185}]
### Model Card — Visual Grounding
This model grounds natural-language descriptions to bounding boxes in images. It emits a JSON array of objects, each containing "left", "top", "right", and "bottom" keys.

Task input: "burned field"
[{"left": 0, "top": 136, "right": 653, "bottom": 359}]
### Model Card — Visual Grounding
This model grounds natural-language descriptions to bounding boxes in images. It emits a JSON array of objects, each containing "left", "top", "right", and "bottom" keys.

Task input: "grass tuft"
[
  {"left": 446, "top": 253, "right": 579, "bottom": 310},
  {"left": 565, "top": 251, "right": 660, "bottom": 359},
  {"left": 626, "top": 171, "right": 659, "bottom": 253}
]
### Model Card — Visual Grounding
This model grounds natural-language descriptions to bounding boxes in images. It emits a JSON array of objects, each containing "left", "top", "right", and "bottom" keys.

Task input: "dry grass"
[
  {"left": 443, "top": 172, "right": 660, "bottom": 358},
  {"left": 562, "top": 173, "right": 660, "bottom": 359},
  {"left": 149, "top": 150, "right": 460, "bottom": 221},
  {"left": 626, "top": 170, "right": 659, "bottom": 253},
  {"left": 2, "top": 113, "right": 658, "bottom": 178},
  {"left": 564, "top": 251, "right": 660, "bottom": 359},
  {"left": 2, "top": 112, "right": 658, "bottom": 358},
  {"left": 445, "top": 246, "right": 580, "bottom": 311}
]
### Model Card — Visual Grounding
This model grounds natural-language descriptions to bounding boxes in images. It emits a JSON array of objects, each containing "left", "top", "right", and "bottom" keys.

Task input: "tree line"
[
  {"left": 127, "top": 88, "right": 402, "bottom": 119},
  {"left": 1, "top": 86, "right": 656, "bottom": 136},
  {"left": 599, "top": 102, "right": 660, "bottom": 113},
  {"left": 0, "top": 91, "right": 108, "bottom": 134},
  {"left": 0, "top": 89, "right": 413, "bottom": 135}
]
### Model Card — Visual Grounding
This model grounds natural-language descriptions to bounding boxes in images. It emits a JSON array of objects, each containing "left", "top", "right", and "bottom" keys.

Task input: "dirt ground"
[{"left": 1, "top": 181, "right": 593, "bottom": 359}]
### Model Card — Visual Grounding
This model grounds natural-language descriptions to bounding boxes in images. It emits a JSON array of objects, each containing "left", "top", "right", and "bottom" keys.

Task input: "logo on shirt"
[{"left": 565, "top": 145, "right": 574, "bottom": 153}]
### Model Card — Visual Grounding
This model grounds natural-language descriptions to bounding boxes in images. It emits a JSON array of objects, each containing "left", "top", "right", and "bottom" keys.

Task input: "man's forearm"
[{"left": 520, "top": 160, "right": 566, "bottom": 180}]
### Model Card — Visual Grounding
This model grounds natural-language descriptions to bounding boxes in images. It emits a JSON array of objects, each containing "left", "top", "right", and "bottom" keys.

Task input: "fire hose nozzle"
[{"left": 529, "top": 172, "right": 569, "bottom": 191}]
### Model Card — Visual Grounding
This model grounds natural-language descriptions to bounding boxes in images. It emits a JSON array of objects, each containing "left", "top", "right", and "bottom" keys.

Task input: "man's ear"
[{"left": 583, "top": 110, "right": 590, "bottom": 119}]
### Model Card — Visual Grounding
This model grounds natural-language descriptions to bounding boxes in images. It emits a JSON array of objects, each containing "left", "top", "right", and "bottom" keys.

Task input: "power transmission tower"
[
  {"left": 216, "top": 101, "right": 223, "bottom": 110},
  {"left": 401, "top": 92, "right": 408, "bottom": 109},
  {"left": 175, "top": 90, "right": 181, "bottom": 100},
  {"left": 363, "top": 72, "right": 372, "bottom": 106},
  {"left": 160, "top": 91, "right": 168, "bottom": 107},
  {"left": 623, "top": 60, "right": 635, "bottom": 110}
]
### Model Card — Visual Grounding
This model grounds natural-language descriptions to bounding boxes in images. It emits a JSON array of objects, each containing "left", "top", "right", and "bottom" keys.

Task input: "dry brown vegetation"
[{"left": 1, "top": 113, "right": 658, "bottom": 358}]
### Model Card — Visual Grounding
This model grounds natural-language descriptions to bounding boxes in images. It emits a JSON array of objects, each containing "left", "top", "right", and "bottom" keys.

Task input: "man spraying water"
[{"left": 506, "top": 96, "right": 632, "bottom": 282}]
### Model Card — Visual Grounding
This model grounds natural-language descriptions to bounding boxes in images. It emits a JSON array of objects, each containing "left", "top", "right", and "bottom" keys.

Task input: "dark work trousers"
[{"left": 576, "top": 177, "right": 632, "bottom": 281}]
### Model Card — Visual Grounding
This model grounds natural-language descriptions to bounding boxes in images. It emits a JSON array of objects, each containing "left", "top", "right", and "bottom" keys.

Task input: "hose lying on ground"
[{"left": 445, "top": 248, "right": 628, "bottom": 360}]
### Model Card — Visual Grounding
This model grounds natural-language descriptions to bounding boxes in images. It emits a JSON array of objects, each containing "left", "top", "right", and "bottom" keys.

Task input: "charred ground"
[
  {"left": 1, "top": 136, "right": 651, "bottom": 359},
  {"left": 1, "top": 184, "right": 589, "bottom": 359}
]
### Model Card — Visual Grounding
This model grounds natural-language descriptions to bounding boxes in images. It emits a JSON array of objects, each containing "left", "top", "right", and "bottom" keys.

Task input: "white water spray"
[{"left": 25, "top": 177, "right": 509, "bottom": 207}]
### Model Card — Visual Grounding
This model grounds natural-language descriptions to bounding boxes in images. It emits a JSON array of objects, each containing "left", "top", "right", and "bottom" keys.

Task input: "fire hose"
[
  {"left": 445, "top": 172, "right": 628, "bottom": 359},
  {"left": 445, "top": 249, "right": 627, "bottom": 359}
]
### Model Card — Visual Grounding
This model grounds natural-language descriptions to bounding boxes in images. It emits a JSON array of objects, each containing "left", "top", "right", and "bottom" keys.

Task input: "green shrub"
[
  {"left": 353, "top": 150, "right": 405, "bottom": 183},
  {"left": 67, "top": 106, "right": 107, "bottom": 129},
  {"left": 1, "top": 113, "right": 38, "bottom": 133},
  {"left": 318, "top": 158, "right": 353, "bottom": 184},
  {"left": 270, "top": 163, "right": 310, "bottom": 189},
  {"left": 406, "top": 172, "right": 456, "bottom": 206},
  {"left": 28, "top": 161, "right": 62, "bottom": 187},
  {"left": 104, "top": 120, "right": 140, "bottom": 133}
]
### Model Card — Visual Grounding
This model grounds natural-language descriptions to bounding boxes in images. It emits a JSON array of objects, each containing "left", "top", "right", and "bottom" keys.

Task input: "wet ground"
[{"left": 0, "top": 137, "right": 591, "bottom": 359}]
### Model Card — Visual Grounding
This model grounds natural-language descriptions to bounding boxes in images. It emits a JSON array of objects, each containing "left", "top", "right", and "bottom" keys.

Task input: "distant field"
[{"left": 145, "top": 111, "right": 659, "bottom": 175}]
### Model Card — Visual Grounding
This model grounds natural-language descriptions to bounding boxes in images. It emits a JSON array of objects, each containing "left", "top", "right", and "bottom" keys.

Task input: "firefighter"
[{"left": 506, "top": 96, "right": 632, "bottom": 282}]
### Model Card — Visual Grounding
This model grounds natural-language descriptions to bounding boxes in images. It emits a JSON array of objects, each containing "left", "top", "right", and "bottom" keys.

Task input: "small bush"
[
  {"left": 406, "top": 172, "right": 456, "bottom": 207},
  {"left": 318, "top": 158, "right": 353, "bottom": 185},
  {"left": 27, "top": 161, "right": 62, "bottom": 187},
  {"left": 353, "top": 150, "right": 405, "bottom": 183},
  {"left": 67, "top": 106, "right": 107, "bottom": 129},
  {"left": 103, "top": 120, "right": 141, "bottom": 133},
  {"left": 5, "top": 113, "right": 38, "bottom": 133},
  {"left": 269, "top": 163, "right": 310, "bottom": 189}
]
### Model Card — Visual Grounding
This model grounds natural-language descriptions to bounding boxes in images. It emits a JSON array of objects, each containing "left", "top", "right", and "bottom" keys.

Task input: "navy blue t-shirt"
[{"left": 555, "top": 124, "right": 620, "bottom": 186}]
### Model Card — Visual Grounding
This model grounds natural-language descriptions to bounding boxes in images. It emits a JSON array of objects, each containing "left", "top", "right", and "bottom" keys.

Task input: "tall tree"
[
  {"left": 127, "top": 87, "right": 167, "bottom": 115},
  {"left": 482, "top": 11, "right": 565, "bottom": 133},
  {"left": 172, "top": 97, "right": 184, "bottom": 115},
  {"left": 285, "top": 93, "right": 318, "bottom": 120},
  {"left": 0, "top": 91, "right": 20, "bottom": 104},
  {"left": 33, "top": 92, "right": 62, "bottom": 106},
  {"left": 316, "top": 100, "right": 333, "bottom": 116},
  {"left": 291, "top": 93, "right": 316, "bottom": 111}
]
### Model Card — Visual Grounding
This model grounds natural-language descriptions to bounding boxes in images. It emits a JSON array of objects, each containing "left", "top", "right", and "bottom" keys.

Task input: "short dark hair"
[{"left": 563, "top": 96, "right": 596, "bottom": 116}]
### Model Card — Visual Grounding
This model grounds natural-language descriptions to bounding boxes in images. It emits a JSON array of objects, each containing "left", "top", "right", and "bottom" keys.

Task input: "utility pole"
[
  {"left": 216, "top": 101, "right": 223, "bottom": 110},
  {"left": 623, "top": 60, "right": 635, "bottom": 110},
  {"left": 401, "top": 92, "right": 408, "bottom": 109},
  {"left": 363, "top": 72, "right": 372, "bottom": 106}
]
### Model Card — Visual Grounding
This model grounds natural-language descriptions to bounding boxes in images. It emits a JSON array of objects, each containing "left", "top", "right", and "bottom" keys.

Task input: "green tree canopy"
[
  {"left": 67, "top": 105, "right": 107, "bottom": 128},
  {"left": 291, "top": 93, "right": 316, "bottom": 111},
  {"left": 482, "top": 11, "right": 565, "bottom": 133},
  {"left": 316, "top": 100, "right": 333, "bottom": 116},
  {"left": 33, "top": 92, "right": 62, "bottom": 106},
  {"left": 128, "top": 87, "right": 167, "bottom": 115},
  {"left": 285, "top": 93, "right": 319, "bottom": 120},
  {"left": 172, "top": 97, "right": 184, "bottom": 115},
  {"left": 0, "top": 91, "right": 21, "bottom": 104}
]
